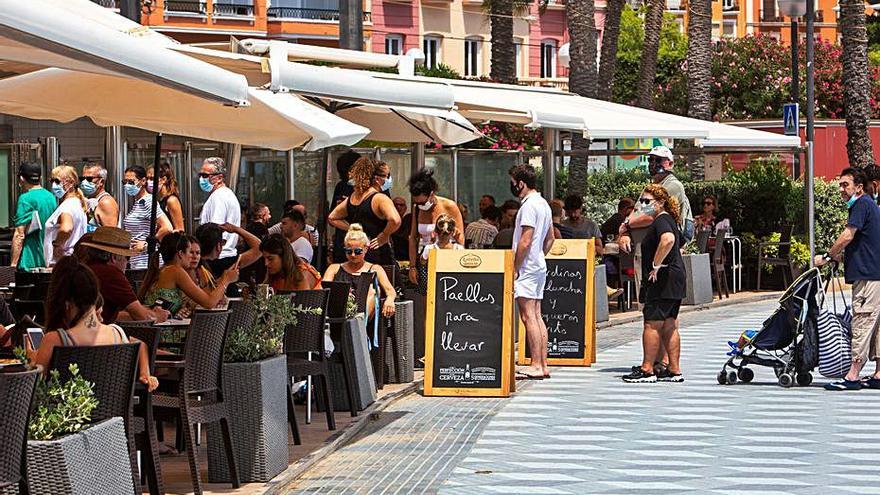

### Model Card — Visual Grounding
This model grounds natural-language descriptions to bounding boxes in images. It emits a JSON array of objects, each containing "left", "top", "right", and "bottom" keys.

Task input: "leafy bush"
[
  {"left": 224, "top": 293, "right": 321, "bottom": 363},
  {"left": 29, "top": 364, "right": 99, "bottom": 441}
]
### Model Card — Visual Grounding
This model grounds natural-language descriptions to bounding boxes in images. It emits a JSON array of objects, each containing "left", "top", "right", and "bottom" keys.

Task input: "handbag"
[{"left": 817, "top": 270, "right": 853, "bottom": 378}]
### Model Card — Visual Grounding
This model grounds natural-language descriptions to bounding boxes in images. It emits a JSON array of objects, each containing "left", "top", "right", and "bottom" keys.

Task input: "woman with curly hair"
[
  {"left": 622, "top": 184, "right": 686, "bottom": 384},
  {"left": 328, "top": 157, "right": 401, "bottom": 264}
]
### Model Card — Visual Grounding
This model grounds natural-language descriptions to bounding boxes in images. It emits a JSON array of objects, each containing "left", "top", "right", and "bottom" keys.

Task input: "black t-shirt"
[
  {"left": 332, "top": 181, "right": 355, "bottom": 263},
  {"left": 601, "top": 212, "right": 625, "bottom": 240},
  {"left": 640, "top": 213, "right": 686, "bottom": 301},
  {"left": 205, "top": 255, "right": 242, "bottom": 296},
  {"left": 554, "top": 222, "right": 575, "bottom": 240}
]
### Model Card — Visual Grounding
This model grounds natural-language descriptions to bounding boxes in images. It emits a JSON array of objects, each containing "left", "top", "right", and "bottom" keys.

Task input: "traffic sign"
[{"left": 783, "top": 103, "right": 799, "bottom": 136}]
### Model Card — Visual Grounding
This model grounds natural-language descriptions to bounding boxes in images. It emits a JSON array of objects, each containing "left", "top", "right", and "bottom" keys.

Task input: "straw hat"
[{"left": 79, "top": 227, "right": 137, "bottom": 257}]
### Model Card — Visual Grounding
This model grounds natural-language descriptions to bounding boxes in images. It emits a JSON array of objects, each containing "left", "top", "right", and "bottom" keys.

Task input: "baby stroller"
[{"left": 718, "top": 267, "right": 822, "bottom": 387}]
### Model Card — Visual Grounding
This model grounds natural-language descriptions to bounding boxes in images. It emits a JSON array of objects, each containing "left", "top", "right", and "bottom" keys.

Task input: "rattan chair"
[
  {"left": 0, "top": 366, "right": 40, "bottom": 494},
  {"left": 321, "top": 280, "right": 358, "bottom": 418},
  {"left": 712, "top": 229, "right": 731, "bottom": 299},
  {"left": 51, "top": 344, "right": 141, "bottom": 494},
  {"left": 285, "top": 289, "right": 333, "bottom": 434},
  {"left": 153, "top": 310, "right": 239, "bottom": 495},
  {"left": 125, "top": 269, "right": 148, "bottom": 295},
  {"left": 0, "top": 266, "right": 15, "bottom": 288},
  {"left": 757, "top": 225, "right": 795, "bottom": 290}
]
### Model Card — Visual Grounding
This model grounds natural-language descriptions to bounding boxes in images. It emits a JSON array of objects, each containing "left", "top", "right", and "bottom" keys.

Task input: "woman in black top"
[
  {"left": 623, "top": 183, "right": 686, "bottom": 384},
  {"left": 328, "top": 157, "right": 401, "bottom": 265}
]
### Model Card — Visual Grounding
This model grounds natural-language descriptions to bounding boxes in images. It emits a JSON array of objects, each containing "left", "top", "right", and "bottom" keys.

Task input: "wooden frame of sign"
[
  {"left": 518, "top": 239, "right": 596, "bottom": 367},
  {"left": 424, "top": 248, "right": 514, "bottom": 397}
]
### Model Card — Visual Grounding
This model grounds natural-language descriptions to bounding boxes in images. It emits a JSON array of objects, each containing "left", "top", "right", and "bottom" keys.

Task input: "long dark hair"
[
  {"left": 260, "top": 234, "right": 302, "bottom": 286},
  {"left": 45, "top": 256, "right": 100, "bottom": 331},
  {"left": 138, "top": 232, "right": 191, "bottom": 299},
  {"left": 155, "top": 160, "right": 180, "bottom": 197}
]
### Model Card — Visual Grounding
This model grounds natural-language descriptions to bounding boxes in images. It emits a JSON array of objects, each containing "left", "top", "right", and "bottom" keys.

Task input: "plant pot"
[
  {"left": 385, "top": 300, "right": 415, "bottom": 384},
  {"left": 207, "top": 355, "right": 288, "bottom": 483},
  {"left": 682, "top": 253, "right": 713, "bottom": 305},
  {"left": 26, "top": 417, "right": 136, "bottom": 495},
  {"left": 318, "top": 316, "right": 377, "bottom": 413},
  {"left": 594, "top": 264, "right": 610, "bottom": 323}
]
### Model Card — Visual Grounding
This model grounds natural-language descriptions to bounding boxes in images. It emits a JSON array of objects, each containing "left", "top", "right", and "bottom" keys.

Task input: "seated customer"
[
  {"left": 465, "top": 205, "right": 502, "bottom": 248},
  {"left": 492, "top": 200, "right": 521, "bottom": 249},
  {"left": 550, "top": 199, "right": 574, "bottom": 239},
  {"left": 600, "top": 198, "right": 635, "bottom": 241},
  {"left": 323, "top": 224, "right": 396, "bottom": 318},
  {"left": 260, "top": 234, "right": 322, "bottom": 292},
  {"left": 140, "top": 232, "right": 238, "bottom": 316},
  {"left": 30, "top": 256, "right": 158, "bottom": 391}
]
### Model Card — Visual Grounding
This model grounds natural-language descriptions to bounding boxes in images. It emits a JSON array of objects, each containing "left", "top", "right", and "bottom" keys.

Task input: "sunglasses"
[
  {"left": 50, "top": 178, "right": 62, "bottom": 185},
  {"left": 198, "top": 172, "right": 221, "bottom": 179},
  {"left": 704, "top": 201, "right": 715, "bottom": 206},
  {"left": 343, "top": 247, "right": 364, "bottom": 256},
  {"left": 81, "top": 176, "right": 100, "bottom": 183},
  {"left": 122, "top": 179, "right": 139, "bottom": 186},
  {"left": 638, "top": 198, "right": 653, "bottom": 205}
]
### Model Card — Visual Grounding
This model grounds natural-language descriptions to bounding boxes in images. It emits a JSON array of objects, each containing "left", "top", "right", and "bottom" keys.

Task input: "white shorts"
[{"left": 515, "top": 269, "right": 547, "bottom": 300}]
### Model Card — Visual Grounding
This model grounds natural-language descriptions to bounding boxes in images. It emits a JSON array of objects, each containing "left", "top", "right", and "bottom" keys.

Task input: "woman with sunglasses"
[
  {"left": 122, "top": 165, "right": 173, "bottom": 270},
  {"left": 406, "top": 168, "right": 464, "bottom": 290},
  {"left": 323, "top": 224, "right": 396, "bottom": 319},
  {"left": 44, "top": 165, "right": 88, "bottom": 266},
  {"left": 622, "top": 184, "right": 686, "bottom": 383},
  {"left": 261, "top": 234, "right": 321, "bottom": 292},
  {"left": 147, "top": 161, "right": 185, "bottom": 232},
  {"left": 694, "top": 195, "right": 719, "bottom": 233},
  {"left": 139, "top": 232, "right": 238, "bottom": 317},
  {"left": 328, "top": 158, "right": 401, "bottom": 265}
]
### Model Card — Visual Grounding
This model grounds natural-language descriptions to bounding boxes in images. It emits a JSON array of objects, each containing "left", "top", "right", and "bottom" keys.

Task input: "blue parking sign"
[{"left": 783, "top": 103, "right": 799, "bottom": 136}]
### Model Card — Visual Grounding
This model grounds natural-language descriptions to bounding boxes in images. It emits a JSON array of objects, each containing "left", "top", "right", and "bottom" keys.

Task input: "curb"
[
  {"left": 261, "top": 379, "right": 423, "bottom": 494},
  {"left": 597, "top": 291, "right": 782, "bottom": 330}
]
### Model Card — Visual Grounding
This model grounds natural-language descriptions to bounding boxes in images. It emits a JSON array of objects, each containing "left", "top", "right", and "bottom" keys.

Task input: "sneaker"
[
  {"left": 865, "top": 378, "right": 880, "bottom": 389},
  {"left": 657, "top": 368, "right": 684, "bottom": 383},
  {"left": 623, "top": 368, "right": 657, "bottom": 383},
  {"left": 824, "top": 379, "right": 862, "bottom": 391}
]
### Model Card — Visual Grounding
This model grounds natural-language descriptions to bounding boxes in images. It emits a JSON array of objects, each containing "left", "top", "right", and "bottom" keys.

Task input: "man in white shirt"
[
  {"left": 281, "top": 209, "right": 314, "bottom": 263},
  {"left": 510, "top": 164, "right": 555, "bottom": 380},
  {"left": 198, "top": 157, "right": 241, "bottom": 259}
]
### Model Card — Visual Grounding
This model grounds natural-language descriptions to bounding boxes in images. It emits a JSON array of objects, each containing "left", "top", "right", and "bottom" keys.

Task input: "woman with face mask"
[
  {"left": 121, "top": 165, "right": 173, "bottom": 270},
  {"left": 43, "top": 165, "right": 88, "bottom": 266},
  {"left": 147, "top": 161, "right": 185, "bottom": 232},
  {"left": 406, "top": 168, "right": 464, "bottom": 290},
  {"left": 328, "top": 158, "right": 401, "bottom": 265}
]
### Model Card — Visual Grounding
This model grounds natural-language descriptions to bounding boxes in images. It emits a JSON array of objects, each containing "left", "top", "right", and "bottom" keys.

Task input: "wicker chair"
[
  {"left": 51, "top": 344, "right": 141, "bottom": 494},
  {"left": 345, "top": 272, "right": 388, "bottom": 389},
  {"left": 117, "top": 322, "right": 164, "bottom": 495},
  {"left": 0, "top": 366, "right": 40, "bottom": 494},
  {"left": 10, "top": 285, "right": 44, "bottom": 324},
  {"left": 153, "top": 310, "right": 239, "bottom": 495},
  {"left": 757, "top": 225, "right": 795, "bottom": 290},
  {"left": 712, "top": 229, "right": 731, "bottom": 299},
  {"left": 321, "top": 280, "right": 358, "bottom": 418},
  {"left": 695, "top": 230, "right": 711, "bottom": 254},
  {"left": 285, "top": 289, "right": 333, "bottom": 435},
  {"left": 0, "top": 266, "right": 15, "bottom": 288},
  {"left": 125, "top": 269, "right": 148, "bottom": 295}
]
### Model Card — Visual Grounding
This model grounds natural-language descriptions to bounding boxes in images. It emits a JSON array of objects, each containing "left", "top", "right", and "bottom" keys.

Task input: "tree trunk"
[
  {"left": 840, "top": 0, "right": 874, "bottom": 168},
  {"left": 635, "top": 0, "right": 664, "bottom": 109},
  {"left": 566, "top": 0, "right": 599, "bottom": 197},
  {"left": 597, "top": 0, "right": 626, "bottom": 101},
  {"left": 686, "top": 0, "right": 713, "bottom": 179},
  {"left": 490, "top": 0, "right": 517, "bottom": 84}
]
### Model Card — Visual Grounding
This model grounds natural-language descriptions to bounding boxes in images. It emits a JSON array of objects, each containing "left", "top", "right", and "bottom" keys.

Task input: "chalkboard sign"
[
  {"left": 518, "top": 239, "right": 596, "bottom": 367},
  {"left": 424, "top": 249, "right": 514, "bottom": 397}
]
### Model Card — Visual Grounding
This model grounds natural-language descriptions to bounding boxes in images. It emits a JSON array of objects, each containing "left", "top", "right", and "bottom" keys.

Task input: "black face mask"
[
  {"left": 648, "top": 158, "right": 667, "bottom": 176},
  {"left": 510, "top": 181, "right": 523, "bottom": 197}
]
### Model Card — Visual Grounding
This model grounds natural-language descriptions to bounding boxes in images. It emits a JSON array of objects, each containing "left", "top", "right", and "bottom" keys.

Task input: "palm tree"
[
  {"left": 566, "top": 0, "right": 599, "bottom": 197},
  {"left": 839, "top": 0, "right": 874, "bottom": 168},
  {"left": 488, "top": 0, "right": 517, "bottom": 84},
  {"left": 598, "top": 0, "right": 626, "bottom": 101},
  {"left": 635, "top": 0, "right": 664, "bottom": 109},
  {"left": 685, "top": 0, "right": 712, "bottom": 178}
]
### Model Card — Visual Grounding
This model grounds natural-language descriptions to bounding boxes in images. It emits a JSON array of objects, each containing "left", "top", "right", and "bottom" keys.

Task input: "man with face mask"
[
  {"left": 81, "top": 163, "right": 119, "bottom": 231},
  {"left": 198, "top": 157, "right": 241, "bottom": 260},
  {"left": 815, "top": 167, "right": 880, "bottom": 391},
  {"left": 865, "top": 163, "right": 880, "bottom": 205},
  {"left": 10, "top": 162, "right": 56, "bottom": 271}
]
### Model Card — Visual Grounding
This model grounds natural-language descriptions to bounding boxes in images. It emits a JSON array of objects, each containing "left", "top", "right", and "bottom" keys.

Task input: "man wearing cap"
[
  {"left": 77, "top": 227, "right": 169, "bottom": 324},
  {"left": 11, "top": 162, "right": 57, "bottom": 271}
]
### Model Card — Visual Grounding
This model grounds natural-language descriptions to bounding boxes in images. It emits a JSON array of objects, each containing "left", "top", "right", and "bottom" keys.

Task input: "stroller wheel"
[
  {"left": 796, "top": 373, "right": 813, "bottom": 387},
  {"left": 773, "top": 367, "right": 784, "bottom": 378},
  {"left": 737, "top": 367, "right": 755, "bottom": 383},
  {"left": 778, "top": 373, "right": 795, "bottom": 388},
  {"left": 726, "top": 371, "right": 738, "bottom": 385},
  {"left": 717, "top": 371, "right": 728, "bottom": 385}
]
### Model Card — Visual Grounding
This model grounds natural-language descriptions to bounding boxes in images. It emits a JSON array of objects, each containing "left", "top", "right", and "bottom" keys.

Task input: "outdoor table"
[{"left": 604, "top": 242, "right": 620, "bottom": 256}]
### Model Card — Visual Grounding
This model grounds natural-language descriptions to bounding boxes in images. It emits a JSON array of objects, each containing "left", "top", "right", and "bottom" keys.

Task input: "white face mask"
[{"left": 417, "top": 199, "right": 434, "bottom": 211}]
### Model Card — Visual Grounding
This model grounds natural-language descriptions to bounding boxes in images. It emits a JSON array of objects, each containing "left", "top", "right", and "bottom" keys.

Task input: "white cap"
[{"left": 647, "top": 145, "right": 674, "bottom": 162}]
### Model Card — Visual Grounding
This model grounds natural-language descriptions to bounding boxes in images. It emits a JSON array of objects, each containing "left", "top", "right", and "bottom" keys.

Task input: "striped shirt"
[
  {"left": 123, "top": 194, "right": 166, "bottom": 270},
  {"left": 465, "top": 219, "right": 499, "bottom": 249}
]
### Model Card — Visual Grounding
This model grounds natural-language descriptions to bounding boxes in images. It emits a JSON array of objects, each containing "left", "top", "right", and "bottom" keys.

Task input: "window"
[
  {"left": 385, "top": 34, "right": 403, "bottom": 55},
  {"left": 540, "top": 40, "right": 556, "bottom": 78},
  {"left": 423, "top": 36, "right": 442, "bottom": 69},
  {"left": 464, "top": 38, "right": 481, "bottom": 77},
  {"left": 722, "top": 0, "right": 735, "bottom": 9},
  {"left": 722, "top": 21, "right": 736, "bottom": 37},
  {"left": 514, "top": 38, "right": 524, "bottom": 77}
]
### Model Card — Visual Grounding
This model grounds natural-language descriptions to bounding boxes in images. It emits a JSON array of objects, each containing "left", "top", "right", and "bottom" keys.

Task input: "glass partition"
[{"left": 456, "top": 151, "right": 521, "bottom": 222}]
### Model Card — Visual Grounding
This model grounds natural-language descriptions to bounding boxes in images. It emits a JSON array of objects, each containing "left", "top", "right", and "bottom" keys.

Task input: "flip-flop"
[{"left": 516, "top": 371, "right": 544, "bottom": 381}]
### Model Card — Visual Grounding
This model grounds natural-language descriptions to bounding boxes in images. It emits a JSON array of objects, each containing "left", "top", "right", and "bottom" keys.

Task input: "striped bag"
[{"left": 817, "top": 274, "right": 852, "bottom": 379}]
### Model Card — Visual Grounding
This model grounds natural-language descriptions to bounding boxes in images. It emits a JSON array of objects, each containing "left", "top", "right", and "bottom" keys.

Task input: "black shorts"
[{"left": 642, "top": 299, "right": 682, "bottom": 321}]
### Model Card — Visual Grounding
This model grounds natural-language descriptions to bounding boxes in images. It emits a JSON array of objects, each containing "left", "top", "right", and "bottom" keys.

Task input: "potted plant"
[
  {"left": 26, "top": 363, "right": 136, "bottom": 495},
  {"left": 207, "top": 293, "right": 315, "bottom": 483},
  {"left": 682, "top": 243, "right": 713, "bottom": 305}
]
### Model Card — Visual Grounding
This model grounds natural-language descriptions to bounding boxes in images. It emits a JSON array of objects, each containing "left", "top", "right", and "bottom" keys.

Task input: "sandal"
[{"left": 515, "top": 371, "right": 544, "bottom": 381}]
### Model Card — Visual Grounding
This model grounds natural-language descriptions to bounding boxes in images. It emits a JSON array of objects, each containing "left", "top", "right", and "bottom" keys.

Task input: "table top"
[{"left": 155, "top": 318, "right": 191, "bottom": 327}]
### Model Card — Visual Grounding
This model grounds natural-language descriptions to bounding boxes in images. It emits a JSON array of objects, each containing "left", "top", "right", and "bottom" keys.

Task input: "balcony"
[
  {"left": 213, "top": 2, "right": 255, "bottom": 17},
  {"left": 164, "top": 0, "right": 208, "bottom": 17},
  {"left": 267, "top": 7, "right": 371, "bottom": 22},
  {"left": 519, "top": 76, "right": 569, "bottom": 92},
  {"left": 90, "top": 0, "right": 120, "bottom": 8}
]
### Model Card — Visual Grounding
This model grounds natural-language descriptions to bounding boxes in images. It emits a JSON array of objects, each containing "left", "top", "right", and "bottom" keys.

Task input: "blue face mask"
[
  {"left": 381, "top": 176, "right": 393, "bottom": 192},
  {"left": 80, "top": 179, "right": 97, "bottom": 197},
  {"left": 199, "top": 177, "right": 214, "bottom": 193},
  {"left": 51, "top": 183, "right": 65, "bottom": 199},
  {"left": 124, "top": 183, "right": 140, "bottom": 197},
  {"left": 847, "top": 193, "right": 860, "bottom": 208},
  {"left": 347, "top": 179, "right": 355, "bottom": 186},
  {"left": 873, "top": 193, "right": 878, "bottom": 202}
]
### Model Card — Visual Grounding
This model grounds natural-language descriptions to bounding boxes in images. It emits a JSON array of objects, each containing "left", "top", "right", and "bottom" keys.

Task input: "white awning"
[
  {"left": 334, "top": 105, "right": 479, "bottom": 145},
  {"left": 0, "top": 0, "right": 249, "bottom": 106},
  {"left": 0, "top": 69, "right": 369, "bottom": 151}
]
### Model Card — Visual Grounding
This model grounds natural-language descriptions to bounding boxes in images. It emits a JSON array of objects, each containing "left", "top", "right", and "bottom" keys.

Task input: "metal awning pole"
[
  {"left": 147, "top": 133, "right": 163, "bottom": 260},
  {"left": 543, "top": 128, "right": 557, "bottom": 199}
]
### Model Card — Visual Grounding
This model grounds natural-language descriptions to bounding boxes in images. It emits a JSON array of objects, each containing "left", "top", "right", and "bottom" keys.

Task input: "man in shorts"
[
  {"left": 510, "top": 164, "right": 555, "bottom": 380},
  {"left": 815, "top": 167, "right": 880, "bottom": 390}
]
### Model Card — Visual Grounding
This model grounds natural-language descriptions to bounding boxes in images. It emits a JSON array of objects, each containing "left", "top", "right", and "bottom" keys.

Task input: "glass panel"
[
  {"left": 0, "top": 149, "right": 9, "bottom": 226},
  {"left": 377, "top": 149, "right": 414, "bottom": 200},
  {"left": 236, "top": 149, "right": 288, "bottom": 221},
  {"left": 292, "top": 150, "right": 326, "bottom": 224},
  {"left": 424, "top": 149, "right": 454, "bottom": 200},
  {"left": 456, "top": 151, "right": 521, "bottom": 223}
]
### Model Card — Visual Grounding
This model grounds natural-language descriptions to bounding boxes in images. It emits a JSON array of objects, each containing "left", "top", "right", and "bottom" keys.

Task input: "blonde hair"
[
  {"left": 52, "top": 165, "right": 87, "bottom": 213},
  {"left": 435, "top": 213, "right": 456, "bottom": 241},
  {"left": 345, "top": 223, "right": 370, "bottom": 245},
  {"left": 643, "top": 184, "right": 681, "bottom": 226}
]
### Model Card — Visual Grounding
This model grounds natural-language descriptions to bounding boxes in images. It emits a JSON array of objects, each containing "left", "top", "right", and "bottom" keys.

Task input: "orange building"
[{"left": 94, "top": 0, "right": 373, "bottom": 47}]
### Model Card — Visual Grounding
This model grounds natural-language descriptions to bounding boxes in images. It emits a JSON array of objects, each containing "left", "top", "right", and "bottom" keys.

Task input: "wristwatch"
[{"left": 622, "top": 218, "right": 631, "bottom": 234}]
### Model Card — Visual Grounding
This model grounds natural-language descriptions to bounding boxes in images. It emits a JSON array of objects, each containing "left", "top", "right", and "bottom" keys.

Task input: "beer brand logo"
[
  {"left": 459, "top": 254, "right": 482, "bottom": 268},
  {"left": 549, "top": 243, "right": 568, "bottom": 256}
]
